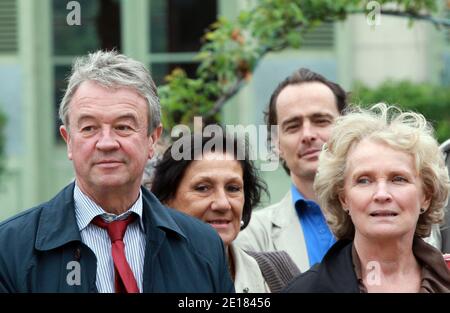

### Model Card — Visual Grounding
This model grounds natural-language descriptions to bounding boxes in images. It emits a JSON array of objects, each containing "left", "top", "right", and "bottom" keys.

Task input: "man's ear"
[
  {"left": 60, "top": 125, "right": 73, "bottom": 160},
  {"left": 148, "top": 124, "right": 163, "bottom": 159},
  {"left": 271, "top": 129, "right": 283, "bottom": 159}
]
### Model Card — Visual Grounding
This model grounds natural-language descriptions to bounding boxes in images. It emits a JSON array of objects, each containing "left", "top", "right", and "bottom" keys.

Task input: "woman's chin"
[{"left": 216, "top": 230, "right": 238, "bottom": 247}]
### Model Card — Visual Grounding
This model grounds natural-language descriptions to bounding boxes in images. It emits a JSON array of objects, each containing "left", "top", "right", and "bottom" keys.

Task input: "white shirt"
[
  {"left": 230, "top": 243, "right": 270, "bottom": 293},
  {"left": 73, "top": 183, "right": 146, "bottom": 293}
]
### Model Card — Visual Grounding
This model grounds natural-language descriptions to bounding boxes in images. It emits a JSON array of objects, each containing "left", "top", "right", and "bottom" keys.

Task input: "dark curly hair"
[{"left": 151, "top": 131, "right": 268, "bottom": 229}]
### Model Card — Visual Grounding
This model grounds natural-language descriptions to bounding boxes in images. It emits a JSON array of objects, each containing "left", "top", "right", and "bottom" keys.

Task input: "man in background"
[{"left": 237, "top": 68, "right": 348, "bottom": 271}]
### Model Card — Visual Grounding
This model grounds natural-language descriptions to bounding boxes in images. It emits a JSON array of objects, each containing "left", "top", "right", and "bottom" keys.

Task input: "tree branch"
[
  {"left": 204, "top": 9, "right": 450, "bottom": 118},
  {"left": 347, "top": 9, "right": 450, "bottom": 27},
  {"left": 205, "top": 78, "right": 247, "bottom": 118}
]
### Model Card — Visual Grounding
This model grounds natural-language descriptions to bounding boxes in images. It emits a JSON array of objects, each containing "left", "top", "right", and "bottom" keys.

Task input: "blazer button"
[{"left": 242, "top": 287, "right": 249, "bottom": 293}]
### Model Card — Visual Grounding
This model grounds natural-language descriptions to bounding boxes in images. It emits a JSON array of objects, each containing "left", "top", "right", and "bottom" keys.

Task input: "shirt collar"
[
  {"left": 74, "top": 183, "right": 145, "bottom": 232},
  {"left": 352, "top": 237, "right": 450, "bottom": 293},
  {"left": 290, "top": 184, "right": 306, "bottom": 203},
  {"left": 35, "top": 182, "right": 188, "bottom": 251},
  {"left": 291, "top": 184, "right": 321, "bottom": 213}
]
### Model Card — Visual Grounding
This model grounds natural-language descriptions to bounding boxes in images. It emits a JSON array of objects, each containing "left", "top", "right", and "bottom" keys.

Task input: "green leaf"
[
  {"left": 155, "top": 0, "right": 445, "bottom": 133},
  {"left": 286, "top": 31, "right": 301, "bottom": 48},
  {"left": 351, "top": 80, "right": 450, "bottom": 143}
]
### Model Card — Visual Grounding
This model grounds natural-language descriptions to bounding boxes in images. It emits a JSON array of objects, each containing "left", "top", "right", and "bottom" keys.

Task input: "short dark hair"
[
  {"left": 265, "top": 68, "right": 348, "bottom": 174},
  {"left": 151, "top": 131, "right": 268, "bottom": 230}
]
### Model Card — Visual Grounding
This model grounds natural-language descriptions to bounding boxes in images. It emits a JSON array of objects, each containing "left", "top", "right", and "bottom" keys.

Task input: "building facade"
[{"left": 0, "top": 0, "right": 448, "bottom": 220}]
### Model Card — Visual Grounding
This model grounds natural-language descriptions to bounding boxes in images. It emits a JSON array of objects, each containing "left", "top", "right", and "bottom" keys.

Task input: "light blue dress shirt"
[{"left": 291, "top": 185, "right": 336, "bottom": 267}]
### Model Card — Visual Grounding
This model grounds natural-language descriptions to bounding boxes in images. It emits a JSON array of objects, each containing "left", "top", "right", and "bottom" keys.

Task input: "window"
[
  {"left": 149, "top": 0, "right": 217, "bottom": 85},
  {"left": 52, "top": 0, "right": 121, "bottom": 139},
  {"left": 302, "top": 22, "right": 335, "bottom": 49},
  {"left": 0, "top": 0, "right": 17, "bottom": 54},
  {"left": 52, "top": 0, "right": 218, "bottom": 138}
]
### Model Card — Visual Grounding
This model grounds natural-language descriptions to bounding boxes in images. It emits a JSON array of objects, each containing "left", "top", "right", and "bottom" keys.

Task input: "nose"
[
  {"left": 96, "top": 128, "right": 120, "bottom": 151},
  {"left": 301, "top": 121, "right": 317, "bottom": 144},
  {"left": 211, "top": 189, "right": 232, "bottom": 211},
  {"left": 373, "top": 181, "right": 392, "bottom": 203}
]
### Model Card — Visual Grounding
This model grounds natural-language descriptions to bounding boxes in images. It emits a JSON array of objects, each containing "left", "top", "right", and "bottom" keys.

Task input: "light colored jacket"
[
  {"left": 424, "top": 224, "right": 441, "bottom": 250},
  {"left": 424, "top": 139, "right": 450, "bottom": 252},
  {"left": 230, "top": 243, "right": 270, "bottom": 293},
  {"left": 235, "top": 191, "right": 310, "bottom": 272},
  {"left": 440, "top": 139, "right": 450, "bottom": 252}
]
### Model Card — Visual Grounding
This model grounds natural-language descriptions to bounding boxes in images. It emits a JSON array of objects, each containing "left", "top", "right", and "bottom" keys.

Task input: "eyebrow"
[
  {"left": 76, "top": 113, "right": 139, "bottom": 126},
  {"left": 192, "top": 174, "right": 244, "bottom": 183},
  {"left": 349, "top": 167, "right": 415, "bottom": 179},
  {"left": 76, "top": 114, "right": 96, "bottom": 127},
  {"left": 281, "top": 112, "right": 335, "bottom": 127},
  {"left": 115, "top": 113, "right": 139, "bottom": 124},
  {"left": 310, "top": 113, "right": 335, "bottom": 120}
]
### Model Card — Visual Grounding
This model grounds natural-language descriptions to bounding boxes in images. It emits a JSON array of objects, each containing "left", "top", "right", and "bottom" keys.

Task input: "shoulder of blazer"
[
  {"left": 254, "top": 190, "right": 293, "bottom": 219},
  {"left": 256, "top": 191, "right": 296, "bottom": 229}
]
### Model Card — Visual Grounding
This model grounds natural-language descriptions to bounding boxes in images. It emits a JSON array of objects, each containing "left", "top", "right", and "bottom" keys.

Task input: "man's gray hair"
[{"left": 59, "top": 50, "right": 161, "bottom": 134}]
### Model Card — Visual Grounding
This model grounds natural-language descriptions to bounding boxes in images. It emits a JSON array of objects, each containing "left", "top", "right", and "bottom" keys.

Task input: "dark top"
[
  {"left": 0, "top": 183, "right": 234, "bottom": 293},
  {"left": 283, "top": 237, "right": 450, "bottom": 293}
]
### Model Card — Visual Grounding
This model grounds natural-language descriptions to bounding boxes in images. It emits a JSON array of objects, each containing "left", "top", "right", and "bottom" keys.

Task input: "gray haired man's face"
[{"left": 59, "top": 81, "right": 161, "bottom": 195}]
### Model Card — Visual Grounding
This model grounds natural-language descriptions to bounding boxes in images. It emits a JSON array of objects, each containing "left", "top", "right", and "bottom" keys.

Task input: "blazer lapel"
[{"left": 271, "top": 191, "right": 310, "bottom": 272}]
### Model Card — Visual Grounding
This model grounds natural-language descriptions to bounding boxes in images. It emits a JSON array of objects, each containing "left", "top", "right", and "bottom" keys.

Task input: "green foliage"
[
  {"left": 351, "top": 80, "right": 450, "bottom": 143},
  {"left": 158, "top": 68, "right": 221, "bottom": 129},
  {"left": 158, "top": 0, "right": 439, "bottom": 131}
]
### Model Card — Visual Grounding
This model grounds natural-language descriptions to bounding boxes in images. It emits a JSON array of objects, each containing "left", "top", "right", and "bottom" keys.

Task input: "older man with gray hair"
[{"left": 0, "top": 50, "right": 234, "bottom": 293}]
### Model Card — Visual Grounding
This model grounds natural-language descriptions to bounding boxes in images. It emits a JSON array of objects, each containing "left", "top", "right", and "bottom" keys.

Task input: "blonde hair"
[{"left": 314, "top": 103, "right": 449, "bottom": 239}]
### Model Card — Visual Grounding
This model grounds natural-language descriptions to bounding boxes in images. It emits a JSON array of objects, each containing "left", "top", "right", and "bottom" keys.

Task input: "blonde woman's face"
[{"left": 339, "top": 139, "right": 431, "bottom": 241}]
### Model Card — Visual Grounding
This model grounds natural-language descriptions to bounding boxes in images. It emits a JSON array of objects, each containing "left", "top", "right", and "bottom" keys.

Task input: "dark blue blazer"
[{"left": 0, "top": 183, "right": 234, "bottom": 293}]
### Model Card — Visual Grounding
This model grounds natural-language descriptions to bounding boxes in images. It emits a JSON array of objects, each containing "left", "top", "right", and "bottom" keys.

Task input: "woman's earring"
[
  {"left": 240, "top": 220, "right": 245, "bottom": 228},
  {"left": 420, "top": 208, "right": 426, "bottom": 214}
]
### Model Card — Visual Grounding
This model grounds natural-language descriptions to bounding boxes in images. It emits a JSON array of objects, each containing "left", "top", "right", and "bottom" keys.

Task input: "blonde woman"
[{"left": 284, "top": 104, "right": 450, "bottom": 293}]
